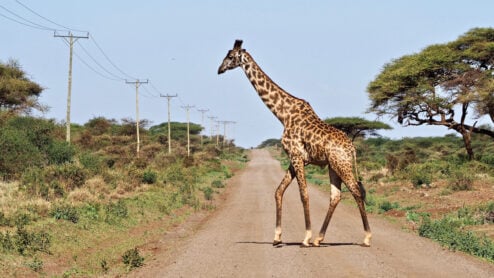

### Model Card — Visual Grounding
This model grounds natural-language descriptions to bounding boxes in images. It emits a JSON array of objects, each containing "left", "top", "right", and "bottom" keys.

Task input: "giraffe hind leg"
[
  {"left": 344, "top": 176, "right": 372, "bottom": 247},
  {"left": 273, "top": 165, "right": 295, "bottom": 246}
]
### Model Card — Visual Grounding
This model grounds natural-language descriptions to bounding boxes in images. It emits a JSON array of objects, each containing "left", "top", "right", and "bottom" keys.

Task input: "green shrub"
[
  {"left": 46, "top": 163, "right": 88, "bottom": 191},
  {"left": 79, "top": 152, "right": 104, "bottom": 174},
  {"left": 26, "top": 256, "right": 44, "bottom": 272},
  {"left": 378, "top": 200, "right": 399, "bottom": 213},
  {"left": 105, "top": 200, "right": 128, "bottom": 223},
  {"left": 448, "top": 167, "right": 474, "bottom": 191},
  {"left": 122, "top": 248, "right": 144, "bottom": 270},
  {"left": 0, "top": 231, "right": 15, "bottom": 252},
  {"left": 211, "top": 180, "right": 225, "bottom": 188},
  {"left": 405, "top": 163, "right": 433, "bottom": 188},
  {"left": 80, "top": 203, "right": 101, "bottom": 221},
  {"left": 20, "top": 167, "right": 44, "bottom": 194},
  {"left": 0, "top": 212, "right": 10, "bottom": 227},
  {"left": 47, "top": 141, "right": 75, "bottom": 164},
  {"left": 0, "top": 127, "right": 43, "bottom": 177},
  {"left": 142, "top": 169, "right": 157, "bottom": 184},
  {"left": 50, "top": 203, "right": 79, "bottom": 223},
  {"left": 6, "top": 116, "right": 55, "bottom": 151},
  {"left": 11, "top": 225, "right": 51, "bottom": 255},
  {"left": 419, "top": 216, "right": 494, "bottom": 261},
  {"left": 203, "top": 186, "right": 213, "bottom": 201}
]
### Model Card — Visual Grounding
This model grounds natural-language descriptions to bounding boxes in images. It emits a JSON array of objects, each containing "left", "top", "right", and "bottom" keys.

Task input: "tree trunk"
[{"left": 460, "top": 130, "right": 474, "bottom": 160}]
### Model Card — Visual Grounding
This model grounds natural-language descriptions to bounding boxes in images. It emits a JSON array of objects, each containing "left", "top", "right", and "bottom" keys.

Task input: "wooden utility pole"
[
  {"left": 218, "top": 120, "right": 236, "bottom": 147},
  {"left": 54, "top": 31, "right": 89, "bottom": 143},
  {"left": 182, "top": 105, "right": 195, "bottom": 156},
  {"left": 160, "top": 94, "right": 178, "bottom": 154},
  {"left": 126, "top": 79, "right": 148, "bottom": 157},
  {"left": 197, "top": 108, "right": 209, "bottom": 146}
]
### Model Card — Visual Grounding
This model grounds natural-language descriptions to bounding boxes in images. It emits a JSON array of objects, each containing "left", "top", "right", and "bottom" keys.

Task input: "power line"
[
  {"left": 76, "top": 40, "right": 126, "bottom": 81},
  {"left": 15, "top": 0, "right": 85, "bottom": 32},
  {"left": 90, "top": 34, "right": 137, "bottom": 80},
  {"left": 0, "top": 6, "right": 53, "bottom": 31}
]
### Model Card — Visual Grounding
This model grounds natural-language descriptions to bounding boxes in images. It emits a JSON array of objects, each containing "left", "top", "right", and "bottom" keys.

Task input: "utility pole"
[
  {"left": 215, "top": 121, "right": 221, "bottom": 147},
  {"left": 126, "top": 79, "right": 148, "bottom": 157},
  {"left": 197, "top": 108, "right": 209, "bottom": 146},
  {"left": 182, "top": 105, "right": 195, "bottom": 156},
  {"left": 218, "top": 121, "right": 236, "bottom": 147},
  {"left": 207, "top": 116, "right": 217, "bottom": 140},
  {"left": 160, "top": 94, "right": 178, "bottom": 154},
  {"left": 54, "top": 31, "right": 89, "bottom": 143}
]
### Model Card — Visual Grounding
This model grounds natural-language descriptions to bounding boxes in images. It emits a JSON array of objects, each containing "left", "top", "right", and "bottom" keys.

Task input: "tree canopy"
[
  {"left": 367, "top": 27, "right": 494, "bottom": 159},
  {"left": 324, "top": 117, "right": 392, "bottom": 141},
  {"left": 0, "top": 59, "right": 44, "bottom": 114}
]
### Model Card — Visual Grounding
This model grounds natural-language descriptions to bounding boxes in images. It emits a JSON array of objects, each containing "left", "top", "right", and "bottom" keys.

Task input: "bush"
[
  {"left": 8, "top": 225, "right": 51, "bottom": 255},
  {"left": 203, "top": 187, "right": 213, "bottom": 201},
  {"left": 50, "top": 203, "right": 79, "bottom": 223},
  {"left": 20, "top": 167, "right": 46, "bottom": 197},
  {"left": 46, "top": 163, "right": 88, "bottom": 191},
  {"left": 105, "top": 200, "right": 128, "bottom": 223},
  {"left": 211, "top": 180, "right": 225, "bottom": 188},
  {"left": 47, "top": 141, "right": 75, "bottom": 164},
  {"left": 448, "top": 167, "right": 474, "bottom": 191},
  {"left": 79, "top": 152, "right": 104, "bottom": 174},
  {"left": 405, "top": 163, "right": 433, "bottom": 188},
  {"left": 378, "top": 200, "right": 399, "bottom": 213},
  {"left": 0, "top": 127, "right": 43, "bottom": 177},
  {"left": 122, "top": 248, "right": 144, "bottom": 270},
  {"left": 419, "top": 215, "right": 494, "bottom": 261},
  {"left": 6, "top": 117, "right": 56, "bottom": 151},
  {"left": 142, "top": 169, "right": 157, "bottom": 184}
]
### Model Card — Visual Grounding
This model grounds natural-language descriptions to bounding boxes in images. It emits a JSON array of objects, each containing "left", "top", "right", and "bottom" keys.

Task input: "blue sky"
[{"left": 1, "top": 0, "right": 493, "bottom": 148}]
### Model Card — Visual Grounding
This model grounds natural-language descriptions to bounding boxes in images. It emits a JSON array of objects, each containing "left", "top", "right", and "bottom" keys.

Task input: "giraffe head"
[{"left": 218, "top": 40, "right": 246, "bottom": 74}]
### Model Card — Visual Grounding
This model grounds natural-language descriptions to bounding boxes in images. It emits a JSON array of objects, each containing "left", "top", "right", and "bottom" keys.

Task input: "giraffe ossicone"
[{"left": 218, "top": 40, "right": 371, "bottom": 248}]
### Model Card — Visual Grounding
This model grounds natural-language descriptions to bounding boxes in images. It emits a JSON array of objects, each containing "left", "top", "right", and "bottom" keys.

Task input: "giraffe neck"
[{"left": 240, "top": 52, "right": 299, "bottom": 123}]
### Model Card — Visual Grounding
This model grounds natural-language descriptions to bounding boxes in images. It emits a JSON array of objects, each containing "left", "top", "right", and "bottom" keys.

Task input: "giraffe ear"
[{"left": 233, "top": 40, "right": 243, "bottom": 49}]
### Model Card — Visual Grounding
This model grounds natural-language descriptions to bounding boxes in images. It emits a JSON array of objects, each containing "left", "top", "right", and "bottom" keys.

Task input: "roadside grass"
[{"left": 0, "top": 152, "right": 246, "bottom": 276}]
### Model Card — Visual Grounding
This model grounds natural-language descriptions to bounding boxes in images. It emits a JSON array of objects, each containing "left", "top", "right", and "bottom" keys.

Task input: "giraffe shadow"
[{"left": 235, "top": 241, "right": 360, "bottom": 248}]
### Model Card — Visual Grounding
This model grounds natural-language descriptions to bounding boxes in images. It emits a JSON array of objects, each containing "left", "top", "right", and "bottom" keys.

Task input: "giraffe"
[{"left": 218, "top": 40, "right": 371, "bottom": 247}]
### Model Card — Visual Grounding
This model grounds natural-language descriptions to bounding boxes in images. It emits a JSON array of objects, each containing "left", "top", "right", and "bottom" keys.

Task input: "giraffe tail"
[
  {"left": 358, "top": 181, "right": 366, "bottom": 202},
  {"left": 353, "top": 148, "right": 366, "bottom": 202}
]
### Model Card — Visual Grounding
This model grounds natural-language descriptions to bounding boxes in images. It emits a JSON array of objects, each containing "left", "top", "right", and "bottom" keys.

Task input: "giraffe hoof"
[
  {"left": 273, "top": 240, "right": 283, "bottom": 246},
  {"left": 300, "top": 243, "right": 311, "bottom": 248},
  {"left": 313, "top": 238, "right": 323, "bottom": 247},
  {"left": 360, "top": 243, "right": 371, "bottom": 248}
]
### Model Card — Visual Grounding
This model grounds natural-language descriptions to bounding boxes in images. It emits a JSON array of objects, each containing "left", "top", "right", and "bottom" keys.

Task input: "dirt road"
[{"left": 133, "top": 149, "right": 494, "bottom": 277}]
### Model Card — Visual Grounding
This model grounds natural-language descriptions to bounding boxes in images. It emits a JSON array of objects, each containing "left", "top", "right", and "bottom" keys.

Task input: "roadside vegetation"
[{"left": 0, "top": 113, "right": 247, "bottom": 276}]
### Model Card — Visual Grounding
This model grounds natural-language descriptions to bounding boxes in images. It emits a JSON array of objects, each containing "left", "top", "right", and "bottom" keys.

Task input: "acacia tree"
[
  {"left": 367, "top": 28, "right": 494, "bottom": 159},
  {"left": 0, "top": 59, "right": 44, "bottom": 114},
  {"left": 324, "top": 117, "right": 392, "bottom": 141}
]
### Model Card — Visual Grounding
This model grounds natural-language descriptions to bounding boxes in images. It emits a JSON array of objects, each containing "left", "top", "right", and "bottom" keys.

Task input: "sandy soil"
[{"left": 131, "top": 149, "right": 494, "bottom": 277}]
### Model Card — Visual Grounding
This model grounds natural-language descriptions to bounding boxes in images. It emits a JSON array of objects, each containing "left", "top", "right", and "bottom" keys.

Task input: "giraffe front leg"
[
  {"left": 292, "top": 158, "right": 312, "bottom": 247},
  {"left": 314, "top": 170, "right": 342, "bottom": 247},
  {"left": 273, "top": 165, "right": 295, "bottom": 246}
]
